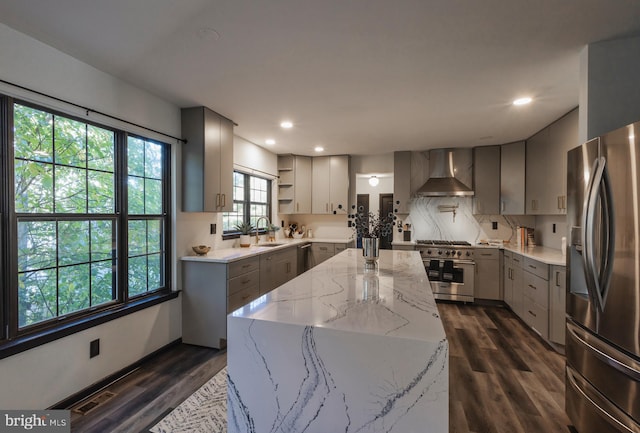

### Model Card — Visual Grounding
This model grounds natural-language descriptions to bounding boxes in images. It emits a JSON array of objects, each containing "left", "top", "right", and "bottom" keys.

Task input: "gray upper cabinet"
[
  {"left": 181, "top": 106, "right": 234, "bottom": 212},
  {"left": 526, "top": 108, "right": 578, "bottom": 215},
  {"left": 278, "top": 155, "right": 312, "bottom": 214},
  {"left": 500, "top": 141, "right": 526, "bottom": 215},
  {"left": 473, "top": 145, "right": 500, "bottom": 215},
  {"left": 312, "top": 155, "right": 350, "bottom": 214},
  {"left": 394, "top": 151, "right": 411, "bottom": 214}
]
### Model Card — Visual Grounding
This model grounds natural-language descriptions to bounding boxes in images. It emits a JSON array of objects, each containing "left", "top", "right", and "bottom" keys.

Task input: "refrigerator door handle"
[
  {"left": 567, "top": 321, "right": 640, "bottom": 381},
  {"left": 582, "top": 157, "right": 601, "bottom": 308},
  {"left": 566, "top": 366, "right": 640, "bottom": 433},
  {"left": 583, "top": 156, "right": 615, "bottom": 311}
]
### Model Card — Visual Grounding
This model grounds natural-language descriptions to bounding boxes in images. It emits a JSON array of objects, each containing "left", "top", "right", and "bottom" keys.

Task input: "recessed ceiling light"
[
  {"left": 280, "top": 121, "right": 293, "bottom": 129},
  {"left": 265, "top": 139, "right": 276, "bottom": 145},
  {"left": 513, "top": 97, "right": 532, "bottom": 106},
  {"left": 314, "top": 146, "right": 324, "bottom": 152}
]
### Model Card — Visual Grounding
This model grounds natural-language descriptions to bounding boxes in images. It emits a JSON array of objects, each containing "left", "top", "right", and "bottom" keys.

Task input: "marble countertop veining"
[
  {"left": 181, "top": 237, "right": 353, "bottom": 263},
  {"left": 229, "top": 248, "right": 445, "bottom": 342}
]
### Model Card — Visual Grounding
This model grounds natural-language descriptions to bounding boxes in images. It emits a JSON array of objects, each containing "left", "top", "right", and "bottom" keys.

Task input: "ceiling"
[{"left": 1, "top": 1, "right": 639, "bottom": 156}]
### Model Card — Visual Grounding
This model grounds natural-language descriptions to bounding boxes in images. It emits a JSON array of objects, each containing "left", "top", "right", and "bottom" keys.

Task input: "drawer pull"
[
  {"left": 242, "top": 264, "right": 251, "bottom": 268},
  {"left": 528, "top": 264, "right": 537, "bottom": 269},
  {"left": 528, "top": 310, "right": 536, "bottom": 318},
  {"left": 528, "top": 284, "right": 537, "bottom": 290},
  {"left": 241, "top": 294, "right": 250, "bottom": 300},
  {"left": 242, "top": 279, "right": 251, "bottom": 284}
]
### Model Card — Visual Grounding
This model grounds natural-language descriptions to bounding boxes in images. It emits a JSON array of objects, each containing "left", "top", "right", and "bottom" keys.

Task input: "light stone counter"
[
  {"left": 227, "top": 248, "right": 448, "bottom": 433},
  {"left": 181, "top": 237, "right": 354, "bottom": 264},
  {"left": 503, "top": 244, "right": 566, "bottom": 266}
]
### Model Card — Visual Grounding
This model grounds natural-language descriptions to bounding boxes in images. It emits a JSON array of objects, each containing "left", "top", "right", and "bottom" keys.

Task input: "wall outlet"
[
  {"left": 210, "top": 223, "right": 216, "bottom": 234},
  {"left": 492, "top": 221, "right": 498, "bottom": 230},
  {"left": 90, "top": 339, "right": 100, "bottom": 358}
]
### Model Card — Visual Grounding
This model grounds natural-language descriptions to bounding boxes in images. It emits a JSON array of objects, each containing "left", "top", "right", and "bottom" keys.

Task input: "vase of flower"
[{"left": 362, "top": 236, "right": 380, "bottom": 266}]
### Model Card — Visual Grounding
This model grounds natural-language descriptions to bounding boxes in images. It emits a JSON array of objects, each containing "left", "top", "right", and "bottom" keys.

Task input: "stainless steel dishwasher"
[{"left": 297, "top": 243, "right": 311, "bottom": 275}]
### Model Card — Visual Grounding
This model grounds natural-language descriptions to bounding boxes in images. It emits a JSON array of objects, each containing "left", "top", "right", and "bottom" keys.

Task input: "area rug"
[{"left": 149, "top": 366, "right": 227, "bottom": 433}]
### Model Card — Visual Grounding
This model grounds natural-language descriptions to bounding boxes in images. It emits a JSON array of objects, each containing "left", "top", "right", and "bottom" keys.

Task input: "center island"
[{"left": 227, "top": 248, "right": 448, "bottom": 433}]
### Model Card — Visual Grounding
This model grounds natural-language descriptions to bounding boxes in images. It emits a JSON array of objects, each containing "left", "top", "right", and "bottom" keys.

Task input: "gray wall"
[{"left": 579, "top": 35, "right": 640, "bottom": 142}]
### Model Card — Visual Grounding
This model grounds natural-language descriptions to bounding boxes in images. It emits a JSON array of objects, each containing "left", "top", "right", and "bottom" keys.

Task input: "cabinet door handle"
[
  {"left": 557, "top": 196, "right": 562, "bottom": 210},
  {"left": 331, "top": 203, "right": 334, "bottom": 212},
  {"left": 216, "top": 193, "right": 221, "bottom": 207},
  {"left": 501, "top": 201, "right": 505, "bottom": 213},
  {"left": 297, "top": 202, "right": 299, "bottom": 212},
  {"left": 528, "top": 284, "right": 537, "bottom": 290},
  {"left": 555, "top": 271, "right": 560, "bottom": 287},
  {"left": 528, "top": 310, "right": 536, "bottom": 318},
  {"left": 222, "top": 193, "right": 226, "bottom": 208}
]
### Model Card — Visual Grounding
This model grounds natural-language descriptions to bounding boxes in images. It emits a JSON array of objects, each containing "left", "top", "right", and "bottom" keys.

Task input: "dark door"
[
  {"left": 356, "top": 194, "right": 369, "bottom": 249},
  {"left": 379, "top": 193, "right": 394, "bottom": 250}
]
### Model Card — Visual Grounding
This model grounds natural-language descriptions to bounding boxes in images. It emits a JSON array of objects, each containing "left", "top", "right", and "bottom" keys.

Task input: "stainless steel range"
[{"left": 416, "top": 240, "right": 475, "bottom": 302}]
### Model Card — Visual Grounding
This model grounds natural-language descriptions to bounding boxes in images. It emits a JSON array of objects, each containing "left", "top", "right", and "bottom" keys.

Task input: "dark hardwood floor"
[
  {"left": 69, "top": 344, "right": 226, "bottom": 433},
  {"left": 439, "top": 302, "right": 572, "bottom": 433},
  {"left": 69, "top": 303, "right": 571, "bottom": 433}
]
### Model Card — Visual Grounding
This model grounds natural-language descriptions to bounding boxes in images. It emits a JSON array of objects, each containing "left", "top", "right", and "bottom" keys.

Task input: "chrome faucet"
[{"left": 255, "top": 216, "right": 271, "bottom": 244}]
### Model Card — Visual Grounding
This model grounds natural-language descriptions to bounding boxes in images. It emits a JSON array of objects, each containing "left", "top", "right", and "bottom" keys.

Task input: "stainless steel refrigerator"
[{"left": 566, "top": 122, "right": 640, "bottom": 433}]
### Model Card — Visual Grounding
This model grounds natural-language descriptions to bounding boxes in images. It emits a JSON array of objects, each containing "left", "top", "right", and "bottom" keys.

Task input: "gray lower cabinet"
[
  {"left": 549, "top": 265, "right": 566, "bottom": 345},
  {"left": 474, "top": 248, "right": 501, "bottom": 300},
  {"left": 503, "top": 252, "right": 565, "bottom": 346},
  {"left": 182, "top": 246, "right": 299, "bottom": 349},
  {"left": 522, "top": 257, "right": 549, "bottom": 339},
  {"left": 260, "top": 246, "right": 297, "bottom": 294},
  {"left": 309, "top": 242, "right": 352, "bottom": 267},
  {"left": 504, "top": 252, "right": 524, "bottom": 316}
]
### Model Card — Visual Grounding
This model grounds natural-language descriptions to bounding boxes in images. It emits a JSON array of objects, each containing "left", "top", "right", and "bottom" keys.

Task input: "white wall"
[{"left": 0, "top": 23, "right": 182, "bottom": 409}]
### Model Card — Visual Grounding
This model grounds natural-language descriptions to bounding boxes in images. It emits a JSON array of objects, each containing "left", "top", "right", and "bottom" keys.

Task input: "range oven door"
[{"left": 425, "top": 259, "right": 475, "bottom": 302}]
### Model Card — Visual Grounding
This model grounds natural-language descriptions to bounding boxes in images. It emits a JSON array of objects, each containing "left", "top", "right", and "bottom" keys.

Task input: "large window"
[
  {"left": 7, "top": 100, "right": 171, "bottom": 340},
  {"left": 223, "top": 171, "right": 271, "bottom": 234}
]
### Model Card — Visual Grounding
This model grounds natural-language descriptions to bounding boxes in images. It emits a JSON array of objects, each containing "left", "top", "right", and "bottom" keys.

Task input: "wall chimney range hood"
[{"left": 416, "top": 148, "right": 474, "bottom": 197}]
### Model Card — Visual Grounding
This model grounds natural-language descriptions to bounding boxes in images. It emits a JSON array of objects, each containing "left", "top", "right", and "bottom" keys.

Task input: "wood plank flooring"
[
  {"left": 439, "top": 302, "right": 572, "bottom": 433},
  {"left": 69, "top": 303, "right": 572, "bottom": 433},
  {"left": 69, "top": 344, "right": 226, "bottom": 433}
]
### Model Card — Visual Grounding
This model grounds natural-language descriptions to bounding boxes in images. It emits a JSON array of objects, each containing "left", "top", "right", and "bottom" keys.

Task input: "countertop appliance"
[
  {"left": 416, "top": 240, "right": 474, "bottom": 302},
  {"left": 566, "top": 123, "right": 640, "bottom": 433}
]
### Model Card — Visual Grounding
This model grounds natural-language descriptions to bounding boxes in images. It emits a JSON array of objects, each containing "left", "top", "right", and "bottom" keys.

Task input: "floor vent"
[{"left": 72, "top": 390, "right": 117, "bottom": 415}]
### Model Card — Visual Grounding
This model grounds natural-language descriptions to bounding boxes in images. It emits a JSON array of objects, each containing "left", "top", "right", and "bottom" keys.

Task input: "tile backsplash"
[{"left": 402, "top": 196, "right": 536, "bottom": 245}]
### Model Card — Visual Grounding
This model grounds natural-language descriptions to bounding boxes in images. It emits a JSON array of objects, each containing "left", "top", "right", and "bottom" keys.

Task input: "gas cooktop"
[{"left": 416, "top": 240, "right": 472, "bottom": 247}]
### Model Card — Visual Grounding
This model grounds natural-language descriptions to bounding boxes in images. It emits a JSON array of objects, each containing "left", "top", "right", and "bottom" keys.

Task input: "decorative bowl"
[
  {"left": 293, "top": 232, "right": 304, "bottom": 239},
  {"left": 192, "top": 245, "right": 211, "bottom": 256}
]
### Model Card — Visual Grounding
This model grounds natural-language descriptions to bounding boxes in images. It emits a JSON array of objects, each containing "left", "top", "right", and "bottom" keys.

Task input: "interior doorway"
[
  {"left": 356, "top": 194, "right": 369, "bottom": 248},
  {"left": 379, "top": 193, "right": 394, "bottom": 250}
]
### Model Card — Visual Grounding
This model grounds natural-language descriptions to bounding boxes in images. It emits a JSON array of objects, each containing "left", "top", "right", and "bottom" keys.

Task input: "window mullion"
[{"left": 119, "top": 132, "right": 128, "bottom": 303}]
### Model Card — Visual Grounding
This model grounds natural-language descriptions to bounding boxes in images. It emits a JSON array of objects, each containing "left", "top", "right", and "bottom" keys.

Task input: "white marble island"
[{"left": 227, "top": 248, "right": 448, "bottom": 433}]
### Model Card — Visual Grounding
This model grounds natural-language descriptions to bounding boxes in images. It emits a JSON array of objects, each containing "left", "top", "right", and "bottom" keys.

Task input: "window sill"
[{"left": 0, "top": 291, "right": 179, "bottom": 360}]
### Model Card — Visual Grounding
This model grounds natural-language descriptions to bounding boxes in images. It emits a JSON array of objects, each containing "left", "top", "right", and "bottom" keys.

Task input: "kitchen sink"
[{"left": 257, "top": 243, "right": 284, "bottom": 247}]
